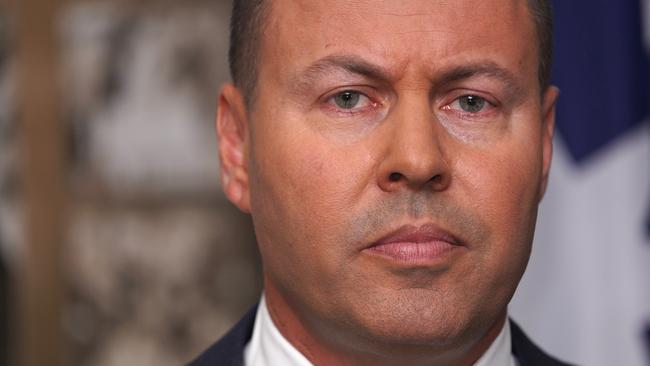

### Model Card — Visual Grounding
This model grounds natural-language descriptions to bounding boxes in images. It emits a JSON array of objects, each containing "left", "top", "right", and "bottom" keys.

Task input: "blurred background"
[
  {"left": 0, "top": 0, "right": 648, "bottom": 365},
  {"left": 0, "top": 0, "right": 261, "bottom": 365}
]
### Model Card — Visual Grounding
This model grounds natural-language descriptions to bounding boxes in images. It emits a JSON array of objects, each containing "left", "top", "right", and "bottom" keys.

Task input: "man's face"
[{"left": 219, "top": 0, "right": 556, "bottom": 358}]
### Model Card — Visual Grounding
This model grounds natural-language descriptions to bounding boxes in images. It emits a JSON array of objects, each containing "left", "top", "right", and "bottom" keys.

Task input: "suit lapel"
[
  {"left": 510, "top": 320, "right": 574, "bottom": 366},
  {"left": 187, "top": 305, "right": 258, "bottom": 366}
]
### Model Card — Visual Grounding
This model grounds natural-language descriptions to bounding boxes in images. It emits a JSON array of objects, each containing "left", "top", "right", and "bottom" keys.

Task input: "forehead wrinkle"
[{"left": 434, "top": 61, "right": 525, "bottom": 98}]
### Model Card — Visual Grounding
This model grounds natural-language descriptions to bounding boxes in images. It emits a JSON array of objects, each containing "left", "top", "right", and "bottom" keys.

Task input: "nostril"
[
  {"left": 389, "top": 172, "right": 402, "bottom": 182},
  {"left": 429, "top": 174, "right": 450, "bottom": 190}
]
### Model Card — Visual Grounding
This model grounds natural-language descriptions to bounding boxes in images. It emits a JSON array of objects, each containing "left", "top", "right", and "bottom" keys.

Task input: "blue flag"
[
  {"left": 552, "top": 0, "right": 649, "bottom": 162},
  {"left": 511, "top": 2, "right": 650, "bottom": 366}
]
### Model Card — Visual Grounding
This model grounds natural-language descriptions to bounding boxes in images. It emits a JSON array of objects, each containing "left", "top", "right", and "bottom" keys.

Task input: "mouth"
[{"left": 363, "top": 223, "right": 466, "bottom": 267}]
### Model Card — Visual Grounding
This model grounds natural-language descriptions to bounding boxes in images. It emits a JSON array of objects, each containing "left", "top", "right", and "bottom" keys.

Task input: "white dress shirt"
[{"left": 244, "top": 295, "right": 517, "bottom": 366}]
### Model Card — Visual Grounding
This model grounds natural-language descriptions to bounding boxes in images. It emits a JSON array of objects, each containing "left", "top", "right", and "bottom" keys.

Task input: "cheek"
[
  {"left": 278, "top": 146, "right": 364, "bottom": 224},
  {"left": 249, "top": 131, "right": 377, "bottom": 308},
  {"left": 248, "top": 129, "right": 372, "bottom": 267},
  {"left": 455, "top": 139, "right": 542, "bottom": 263}
]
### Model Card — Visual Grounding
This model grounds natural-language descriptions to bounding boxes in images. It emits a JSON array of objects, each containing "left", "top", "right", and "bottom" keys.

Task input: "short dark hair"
[
  {"left": 229, "top": 0, "right": 553, "bottom": 107},
  {"left": 527, "top": 0, "right": 554, "bottom": 91},
  {"left": 228, "top": 0, "right": 268, "bottom": 109}
]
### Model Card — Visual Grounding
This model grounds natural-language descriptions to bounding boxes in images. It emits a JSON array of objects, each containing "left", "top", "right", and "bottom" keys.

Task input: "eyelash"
[
  {"left": 441, "top": 94, "right": 499, "bottom": 119},
  {"left": 319, "top": 89, "right": 499, "bottom": 121},
  {"left": 321, "top": 89, "right": 382, "bottom": 116}
]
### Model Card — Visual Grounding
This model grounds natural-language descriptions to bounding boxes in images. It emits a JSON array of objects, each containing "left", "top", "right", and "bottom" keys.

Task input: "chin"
[{"left": 338, "top": 287, "right": 496, "bottom": 350}]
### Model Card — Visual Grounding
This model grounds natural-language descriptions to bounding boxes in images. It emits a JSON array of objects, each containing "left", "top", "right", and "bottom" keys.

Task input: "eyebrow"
[
  {"left": 289, "top": 55, "right": 393, "bottom": 93},
  {"left": 289, "top": 56, "right": 525, "bottom": 99},
  {"left": 435, "top": 62, "right": 525, "bottom": 98}
]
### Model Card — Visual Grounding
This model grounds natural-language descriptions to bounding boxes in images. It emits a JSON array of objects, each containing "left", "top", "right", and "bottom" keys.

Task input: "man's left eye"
[{"left": 449, "top": 95, "right": 490, "bottom": 113}]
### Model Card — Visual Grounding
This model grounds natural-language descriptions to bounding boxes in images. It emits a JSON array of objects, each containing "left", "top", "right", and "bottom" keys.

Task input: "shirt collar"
[
  {"left": 473, "top": 314, "right": 518, "bottom": 366},
  {"left": 244, "top": 295, "right": 311, "bottom": 366}
]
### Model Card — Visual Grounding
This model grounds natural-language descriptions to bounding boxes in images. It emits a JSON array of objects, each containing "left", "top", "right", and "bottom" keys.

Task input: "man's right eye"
[{"left": 330, "top": 90, "right": 368, "bottom": 110}]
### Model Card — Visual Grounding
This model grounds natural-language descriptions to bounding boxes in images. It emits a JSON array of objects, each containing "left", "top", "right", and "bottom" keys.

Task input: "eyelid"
[
  {"left": 322, "top": 86, "right": 377, "bottom": 102},
  {"left": 320, "top": 86, "right": 385, "bottom": 114},
  {"left": 329, "top": 90, "right": 369, "bottom": 104},
  {"left": 439, "top": 92, "right": 501, "bottom": 121},
  {"left": 446, "top": 88, "right": 499, "bottom": 101},
  {"left": 444, "top": 89, "right": 499, "bottom": 106},
  {"left": 440, "top": 88, "right": 497, "bottom": 108}
]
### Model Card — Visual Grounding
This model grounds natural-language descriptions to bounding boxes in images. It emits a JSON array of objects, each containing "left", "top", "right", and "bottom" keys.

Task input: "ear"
[
  {"left": 217, "top": 83, "right": 251, "bottom": 213},
  {"left": 538, "top": 85, "right": 559, "bottom": 202}
]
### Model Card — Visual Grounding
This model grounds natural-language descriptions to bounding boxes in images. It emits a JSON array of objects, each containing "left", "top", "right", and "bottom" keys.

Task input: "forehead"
[{"left": 260, "top": 0, "right": 537, "bottom": 88}]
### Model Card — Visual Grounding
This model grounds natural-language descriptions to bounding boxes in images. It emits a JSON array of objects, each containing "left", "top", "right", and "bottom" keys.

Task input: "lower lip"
[{"left": 365, "top": 241, "right": 458, "bottom": 265}]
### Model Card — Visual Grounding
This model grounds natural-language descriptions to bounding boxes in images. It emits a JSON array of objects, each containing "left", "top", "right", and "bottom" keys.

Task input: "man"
[{"left": 191, "top": 0, "right": 571, "bottom": 364}]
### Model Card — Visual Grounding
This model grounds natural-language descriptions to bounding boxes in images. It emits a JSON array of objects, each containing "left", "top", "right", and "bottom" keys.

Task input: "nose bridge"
[
  {"left": 377, "top": 91, "right": 451, "bottom": 191},
  {"left": 392, "top": 94, "right": 438, "bottom": 156}
]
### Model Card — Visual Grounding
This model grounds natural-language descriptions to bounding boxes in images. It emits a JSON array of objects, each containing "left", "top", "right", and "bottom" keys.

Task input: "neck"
[{"left": 263, "top": 278, "right": 507, "bottom": 366}]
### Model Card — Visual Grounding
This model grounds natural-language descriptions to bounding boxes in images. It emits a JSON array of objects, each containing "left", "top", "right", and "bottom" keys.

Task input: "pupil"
[
  {"left": 335, "top": 91, "right": 360, "bottom": 109},
  {"left": 460, "top": 96, "right": 485, "bottom": 113}
]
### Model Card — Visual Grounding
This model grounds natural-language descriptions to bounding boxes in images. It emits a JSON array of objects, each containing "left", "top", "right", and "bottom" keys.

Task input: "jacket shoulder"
[
  {"left": 187, "top": 305, "right": 258, "bottom": 366},
  {"left": 510, "top": 320, "right": 576, "bottom": 366}
]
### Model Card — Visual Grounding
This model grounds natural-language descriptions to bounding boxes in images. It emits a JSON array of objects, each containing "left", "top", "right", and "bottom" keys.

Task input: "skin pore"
[{"left": 217, "top": 0, "right": 559, "bottom": 365}]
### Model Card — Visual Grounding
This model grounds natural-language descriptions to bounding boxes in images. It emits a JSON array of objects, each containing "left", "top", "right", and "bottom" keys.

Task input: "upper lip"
[{"left": 368, "top": 223, "right": 464, "bottom": 248}]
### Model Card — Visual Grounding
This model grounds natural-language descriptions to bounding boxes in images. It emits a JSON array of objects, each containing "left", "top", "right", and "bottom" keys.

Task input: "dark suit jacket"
[{"left": 189, "top": 305, "right": 574, "bottom": 366}]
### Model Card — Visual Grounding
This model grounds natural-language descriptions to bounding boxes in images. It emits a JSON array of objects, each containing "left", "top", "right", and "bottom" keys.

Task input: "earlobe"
[
  {"left": 538, "top": 86, "right": 560, "bottom": 202},
  {"left": 217, "top": 83, "right": 251, "bottom": 212}
]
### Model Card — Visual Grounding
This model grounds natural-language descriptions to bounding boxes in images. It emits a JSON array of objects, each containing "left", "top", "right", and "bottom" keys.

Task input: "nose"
[{"left": 377, "top": 96, "right": 451, "bottom": 193}]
